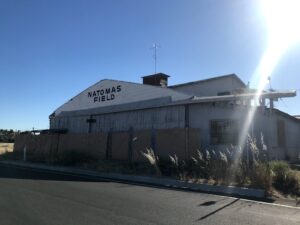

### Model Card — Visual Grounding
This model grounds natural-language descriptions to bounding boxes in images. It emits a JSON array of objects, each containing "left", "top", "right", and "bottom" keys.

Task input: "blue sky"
[{"left": 0, "top": 0, "right": 299, "bottom": 130}]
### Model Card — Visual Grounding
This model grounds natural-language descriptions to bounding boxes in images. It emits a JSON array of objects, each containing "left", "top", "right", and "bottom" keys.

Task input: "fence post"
[
  {"left": 23, "top": 145, "right": 27, "bottom": 161},
  {"left": 106, "top": 130, "right": 112, "bottom": 160},
  {"left": 151, "top": 127, "right": 156, "bottom": 154},
  {"left": 128, "top": 127, "right": 133, "bottom": 163}
]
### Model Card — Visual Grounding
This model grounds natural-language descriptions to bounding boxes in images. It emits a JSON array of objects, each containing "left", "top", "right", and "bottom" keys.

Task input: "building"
[{"left": 48, "top": 73, "right": 300, "bottom": 161}]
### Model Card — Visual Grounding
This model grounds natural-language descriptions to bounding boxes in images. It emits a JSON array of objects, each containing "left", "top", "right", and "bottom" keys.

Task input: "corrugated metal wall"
[
  {"left": 50, "top": 102, "right": 300, "bottom": 162},
  {"left": 51, "top": 105, "right": 185, "bottom": 133}
]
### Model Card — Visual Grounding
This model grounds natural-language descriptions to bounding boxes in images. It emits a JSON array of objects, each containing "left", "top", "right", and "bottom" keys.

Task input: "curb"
[{"left": 0, "top": 160, "right": 265, "bottom": 199}]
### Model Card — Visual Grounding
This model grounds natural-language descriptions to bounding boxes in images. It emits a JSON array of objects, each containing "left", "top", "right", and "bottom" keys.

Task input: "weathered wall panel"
[
  {"left": 58, "top": 133, "right": 107, "bottom": 159},
  {"left": 14, "top": 128, "right": 202, "bottom": 162},
  {"left": 111, "top": 132, "right": 129, "bottom": 160},
  {"left": 52, "top": 105, "right": 185, "bottom": 134},
  {"left": 132, "top": 130, "right": 152, "bottom": 162},
  {"left": 189, "top": 104, "right": 300, "bottom": 161},
  {"left": 155, "top": 129, "right": 186, "bottom": 160},
  {"left": 14, "top": 134, "right": 59, "bottom": 161},
  {"left": 14, "top": 134, "right": 31, "bottom": 152},
  {"left": 188, "top": 128, "right": 201, "bottom": 158}
]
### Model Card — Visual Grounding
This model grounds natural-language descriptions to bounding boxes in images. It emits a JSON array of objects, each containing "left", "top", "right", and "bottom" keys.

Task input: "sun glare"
[
  {"left": 262, "top": 0, "right": 300, "bottom": 48},
  {"left": 252, "top": 0, "right": 300, "bottom": 89},
  {"left": 238, "top": 0, "right": 300, "bottom": 149}
]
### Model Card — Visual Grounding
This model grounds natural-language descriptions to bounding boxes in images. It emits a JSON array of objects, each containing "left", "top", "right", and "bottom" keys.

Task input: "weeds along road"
[{"left": 0, "top": 164, "right": 299, "bottom": 225}]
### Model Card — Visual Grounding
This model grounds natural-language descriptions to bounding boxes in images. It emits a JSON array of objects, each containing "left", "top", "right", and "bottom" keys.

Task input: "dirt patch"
[{"left": 0, "top": 143, "right": 14, "bottom": 155}]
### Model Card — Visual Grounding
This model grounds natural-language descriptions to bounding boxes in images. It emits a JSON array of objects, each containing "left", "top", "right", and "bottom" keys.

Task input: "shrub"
[
  {"left": 283, "top": 171, "right": 300, "bottom": 195},
  {"left": 191, "top": 149, "right": 210, "bottom": 179},
  {"left": 270, "top": 161, "right": 290, "bottom": 188},
  {"left": 234, "top": 160, "right": 251, "bottom": 186},
  {"left": 141, "top": 148, "right": 162, "bottom": 177},
  {"left": 157, "top": 157, "right": 177, "bottom": 176},
  {"left": 270, "top": 161, "right": 300, "bottom": 195},
  {"left": 238, "top": 134, "right": 273, "bottom": 192},
  {"left": 140, "top": 134, "right": 299, "bottom": 196},
  {"left": 251, "top": 162, "right": 273, "bottom": 192},
  {"left": 211, "top": 151, "right": 229, "bottom": 181},
  {"left": 167, "top": 154, "right": 192, "bottom": 180}
]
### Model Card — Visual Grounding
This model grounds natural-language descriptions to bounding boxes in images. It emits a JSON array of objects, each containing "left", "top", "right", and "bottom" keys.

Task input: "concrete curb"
[{"left": 0, "top": 160, "right": 265, "bottom": 199}]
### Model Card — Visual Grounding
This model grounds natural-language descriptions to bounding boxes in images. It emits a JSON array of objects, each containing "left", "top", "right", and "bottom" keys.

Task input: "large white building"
[{"left": 49, "top": 73, "right": 300, "bottom": 161}]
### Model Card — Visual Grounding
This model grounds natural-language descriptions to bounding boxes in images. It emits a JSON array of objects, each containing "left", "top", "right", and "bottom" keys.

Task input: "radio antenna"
[{"left": 150, "top": 43, "right": 160, "bottom": 73}]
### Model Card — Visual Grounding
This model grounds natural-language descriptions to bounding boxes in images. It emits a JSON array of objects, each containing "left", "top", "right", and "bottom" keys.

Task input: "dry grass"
[
  {"left": 141, "top": 148, "right": 162, "bottom": 177},
  {"left": 0, "top": 143, "right": 14, "bottom": 155}
]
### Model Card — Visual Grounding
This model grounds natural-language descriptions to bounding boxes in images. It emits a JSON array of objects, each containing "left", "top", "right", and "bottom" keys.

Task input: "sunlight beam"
[{"left": 238, "top": 0, "right": 300, "bottom": 149}]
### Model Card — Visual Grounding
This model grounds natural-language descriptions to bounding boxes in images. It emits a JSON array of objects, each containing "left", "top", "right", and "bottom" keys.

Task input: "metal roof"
[
  {"left": 141, "top": 72, "right": 170, "bottom": 78},
  {"left": 56, "top": 96, "right": 173, "bottom": 117},
  {"left": 55, "top": 90, "right": 297, "bottom": 122},
  {"left": 169, "top": 74, "right": 246, "bottom": 88}
]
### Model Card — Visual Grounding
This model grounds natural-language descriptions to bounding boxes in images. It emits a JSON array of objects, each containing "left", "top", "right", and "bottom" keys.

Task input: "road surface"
[{"left": 0, "top": 164, "right": 299, "bottom": 225}]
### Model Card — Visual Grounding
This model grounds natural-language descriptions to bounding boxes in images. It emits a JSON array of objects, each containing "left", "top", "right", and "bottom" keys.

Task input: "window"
[
  {"left": 277, "top": 120, "right": 286, "bottom": 147},
  {"left": 210, "top": 119, "right": 238, "bottom": 145}
]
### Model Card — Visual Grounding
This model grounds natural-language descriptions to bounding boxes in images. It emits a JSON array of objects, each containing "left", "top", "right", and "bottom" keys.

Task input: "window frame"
[{"left": 210, "top": 119, "right": 239, "bottom": 145}]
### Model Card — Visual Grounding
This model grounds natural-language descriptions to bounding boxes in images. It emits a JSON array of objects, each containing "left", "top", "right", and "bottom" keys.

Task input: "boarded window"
[
  {"left": 210, "top": 119, "right": 238, "bottom": 145},
  {"left": 277, "top": 120, "right": 286, "bottom": 147}
]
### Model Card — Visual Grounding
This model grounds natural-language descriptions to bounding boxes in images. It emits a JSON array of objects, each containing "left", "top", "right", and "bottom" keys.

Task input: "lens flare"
[
  {"left": 238, "top": 0, "right": 300, "bottom": 149},
  {"left": 262, "top": 0, "right": 300, "bottom": 47}
]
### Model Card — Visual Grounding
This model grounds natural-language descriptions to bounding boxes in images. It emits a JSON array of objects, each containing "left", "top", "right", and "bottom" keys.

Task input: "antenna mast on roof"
[
  {"left": 150, "top": 43, "right": 160, "bottom": 74},
  {"left": 268, "top": 76, "right": 273, "bottom": 91}
]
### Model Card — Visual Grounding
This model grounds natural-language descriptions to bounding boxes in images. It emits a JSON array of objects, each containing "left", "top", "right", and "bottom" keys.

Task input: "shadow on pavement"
[
  {"left": 196, "top": 198, "right": 240, "bottom": 221},
  {"left": 198, "top": 201, "right": 217, "bottom": 206},
  {"left": 0, "top": 164, "right": 109, "bottom": 183}
]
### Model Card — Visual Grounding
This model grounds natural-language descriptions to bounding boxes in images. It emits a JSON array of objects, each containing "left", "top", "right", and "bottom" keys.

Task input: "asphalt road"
[{"left": 0, "top": 164, "right": 299, "bottom": 225}]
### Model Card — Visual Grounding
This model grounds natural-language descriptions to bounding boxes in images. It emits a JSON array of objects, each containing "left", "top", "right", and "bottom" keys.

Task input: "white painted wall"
[
  {"left": 54, "top": 79, "right": 191, "bottom": 116},
  {"left": 188, "top": 104, "right": 300, "bottom": 161}
]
